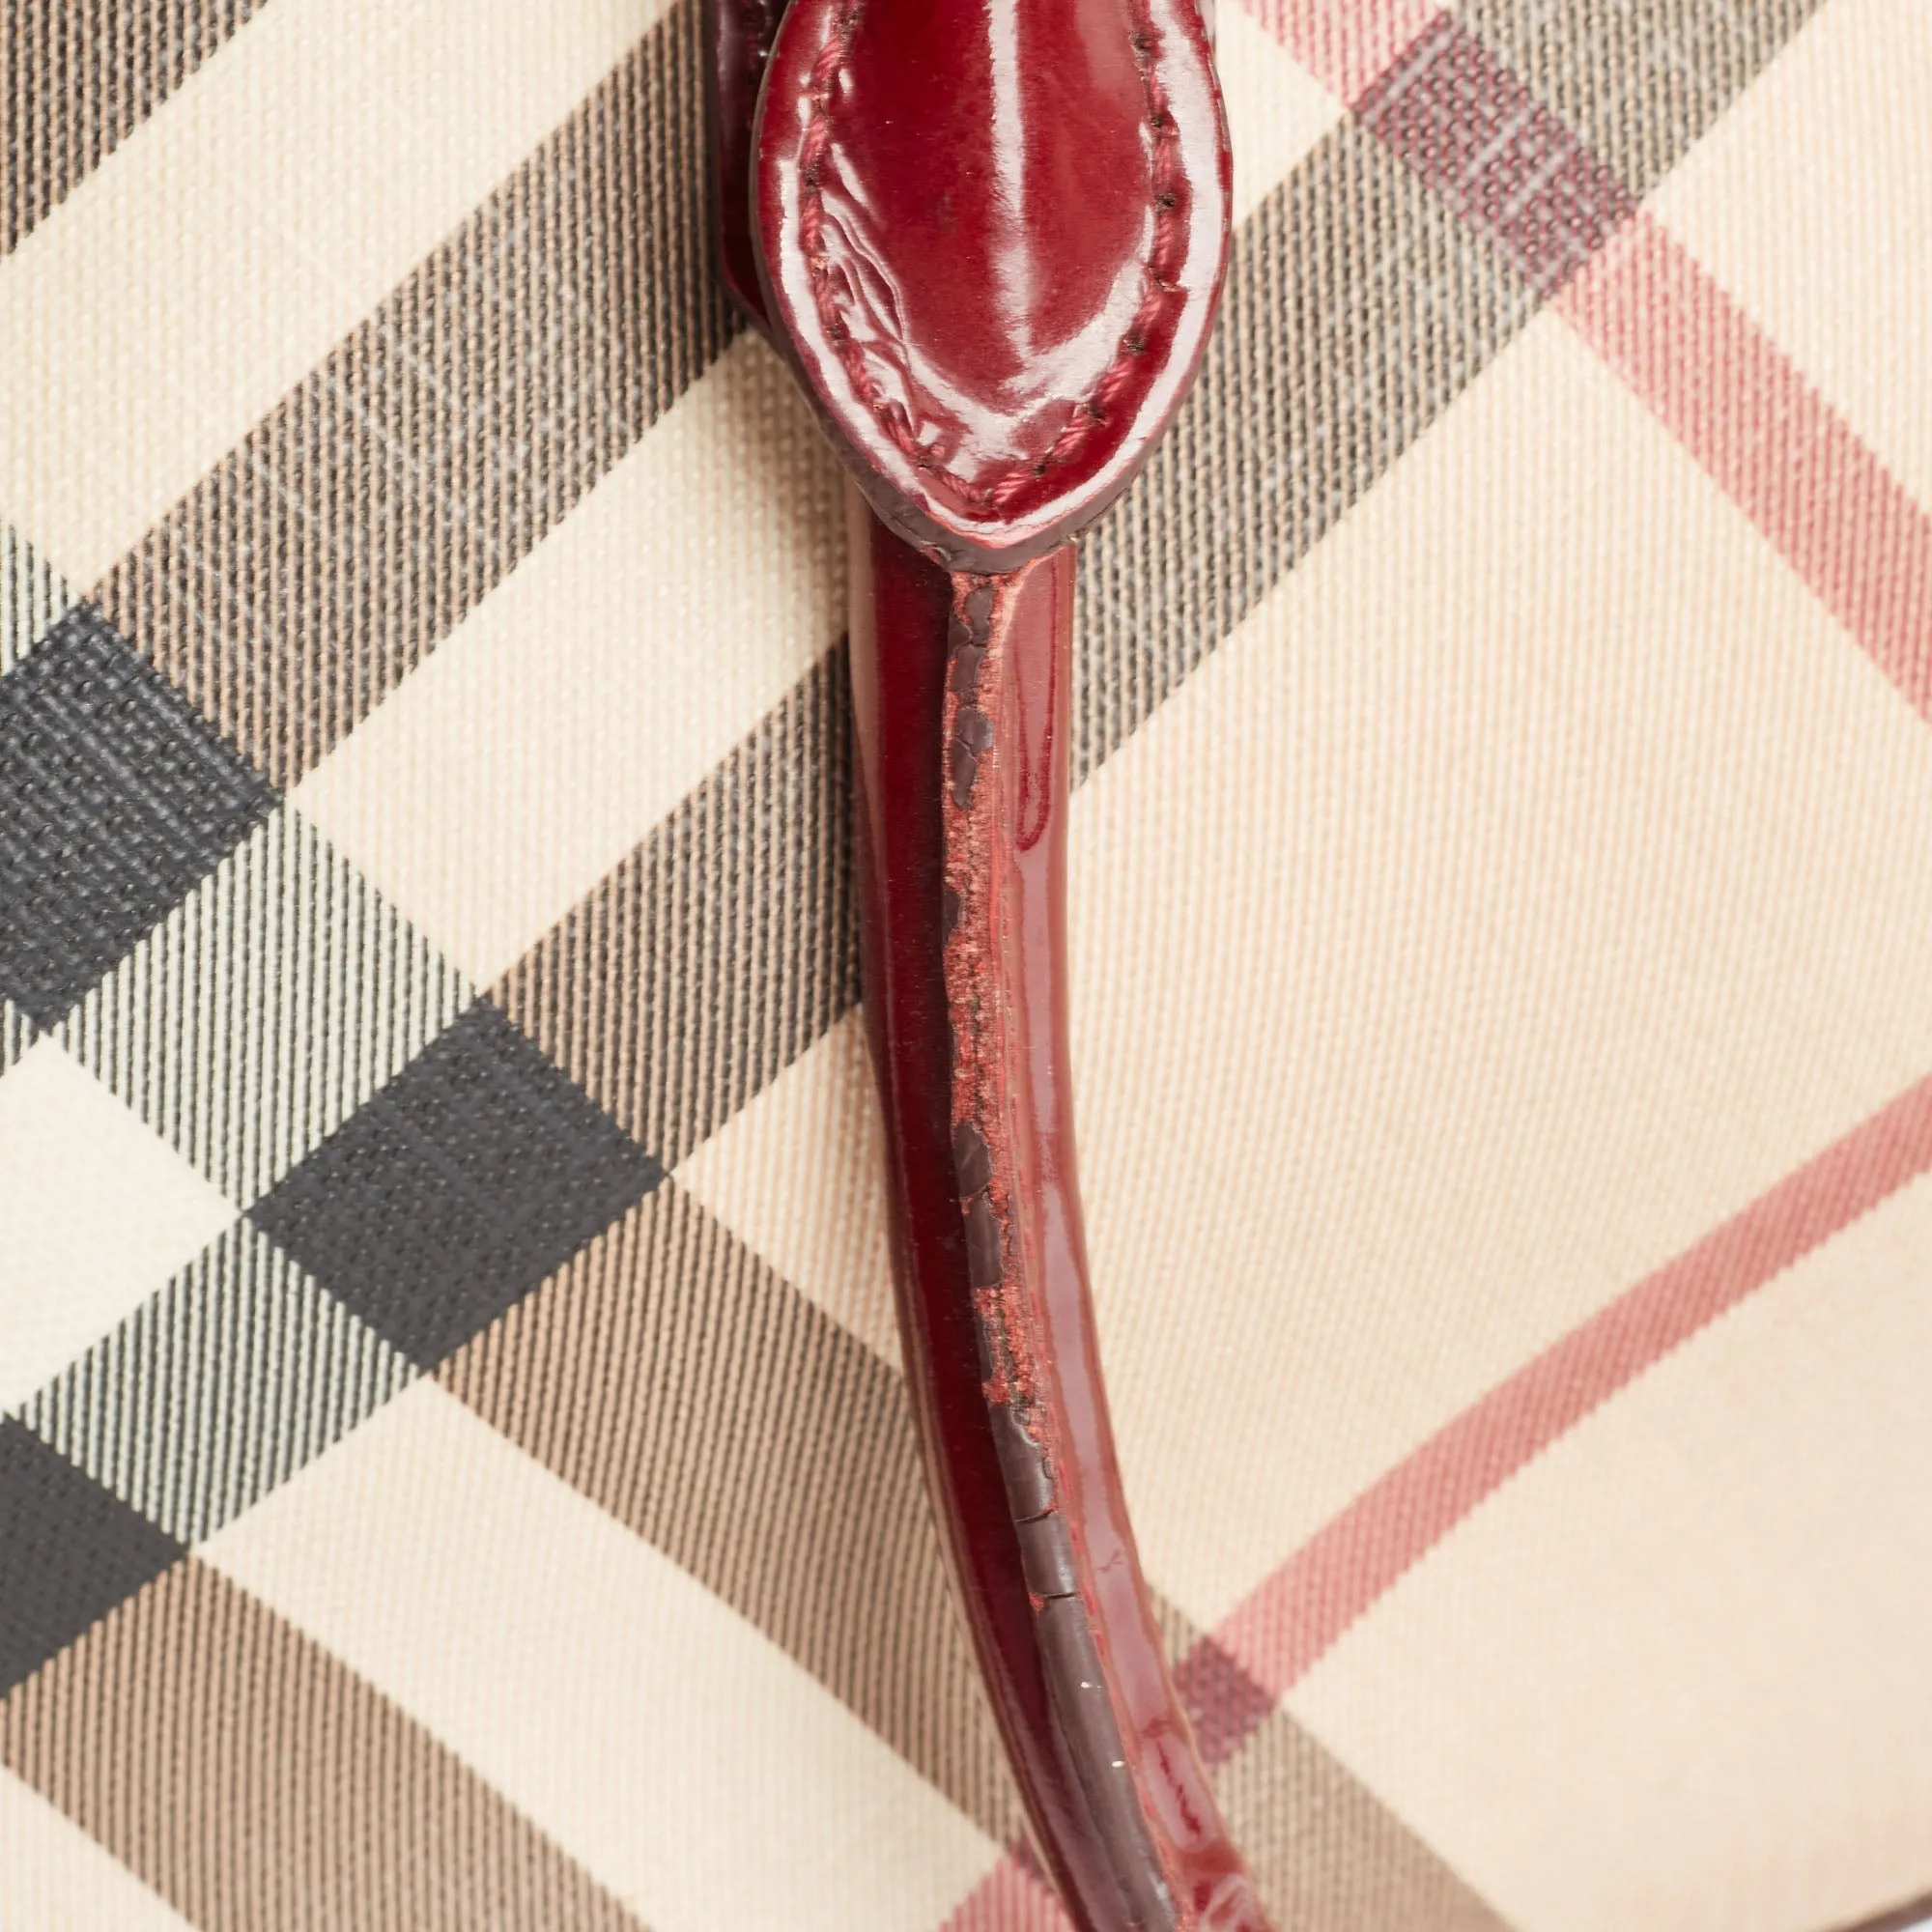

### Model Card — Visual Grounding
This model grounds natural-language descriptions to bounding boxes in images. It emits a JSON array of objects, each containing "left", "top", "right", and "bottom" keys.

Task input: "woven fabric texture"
[{"left": 2, "top": 2, "right": 1930, "bottom": 1927}]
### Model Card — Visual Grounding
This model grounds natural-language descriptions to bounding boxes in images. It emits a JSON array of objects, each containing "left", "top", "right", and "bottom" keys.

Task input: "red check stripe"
[
  {"left": 1241, "top": 0, "right": 1438, "bottom": 107},
  {"left": 945, "top": 1069, "right": 1932, "bottom": 1929},
  {"left": 1556, "top": 215, "right": 1932, "bottom": 720},
  {"left": 1217, "top": 1067, "right": 1932, "bottom": 1694},
  {"left": 1224, "top": 0, "right": 1932, "bottom": 1759},
  {"left": 1253, "top": 0, "right": 1932, "bottom": 717},
  {"left": 943, "top": 1858, "right": 1073, "bottom": 1932}
]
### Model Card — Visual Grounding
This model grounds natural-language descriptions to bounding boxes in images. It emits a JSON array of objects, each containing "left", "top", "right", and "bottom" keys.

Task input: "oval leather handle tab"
[
  {"left": 753, "top": 0, "right": 1231, "bottom": 572},
  {"left": 849, "top": 501, "right": 1276, "bottom": 1932}
]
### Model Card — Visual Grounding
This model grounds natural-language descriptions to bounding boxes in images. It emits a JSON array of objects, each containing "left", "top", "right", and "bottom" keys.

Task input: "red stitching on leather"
[{"left": 792, "top": 0, "right": 1191, "bottom": 521}]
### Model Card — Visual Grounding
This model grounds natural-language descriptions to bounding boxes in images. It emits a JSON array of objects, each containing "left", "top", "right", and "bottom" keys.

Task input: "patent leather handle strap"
[
  {"left": 848, "top": 499, "right": 1269, "bottom": 1931},
  {"left": 728, "top": 3, "right": 1262, "bottom": 1924}
]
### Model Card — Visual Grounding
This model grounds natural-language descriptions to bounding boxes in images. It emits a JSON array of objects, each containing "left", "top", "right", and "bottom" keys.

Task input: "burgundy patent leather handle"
[
  {"left": 707, "top": 2, "right": 1266, "bottom": 1923},
  {"left": 849, "top": 508, "right": 1268, "bottom": 1930}
]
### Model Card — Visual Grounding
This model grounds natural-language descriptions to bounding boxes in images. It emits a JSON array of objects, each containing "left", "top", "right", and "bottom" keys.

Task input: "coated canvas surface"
[{"left": 2, "top": 2, "right": 1930, "bottom": 1927}]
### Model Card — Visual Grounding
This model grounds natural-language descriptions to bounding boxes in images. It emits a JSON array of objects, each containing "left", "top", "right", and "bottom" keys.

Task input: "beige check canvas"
[{"left": 3, "top": 2, "right": 1931, "bottom": 1927}]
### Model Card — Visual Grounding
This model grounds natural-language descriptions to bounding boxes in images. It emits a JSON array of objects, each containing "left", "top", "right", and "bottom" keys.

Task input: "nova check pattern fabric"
[{"left": 1, "top": 2, "right": 1929, "bottom": 1927}]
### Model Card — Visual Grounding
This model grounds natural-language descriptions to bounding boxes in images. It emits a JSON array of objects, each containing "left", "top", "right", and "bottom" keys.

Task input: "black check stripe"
[
  {"left": 54, "top": 804, "right": 475, "bottom": 1211},
  {"left": 250, "top": 1002, "right": 664, "bottom": 1369},
  {"left": 0, "top": 1417, "right": 184, "bottom": 1695},
  {"left": 0, "top": 607, "right": 272, "bottom": 1026}
]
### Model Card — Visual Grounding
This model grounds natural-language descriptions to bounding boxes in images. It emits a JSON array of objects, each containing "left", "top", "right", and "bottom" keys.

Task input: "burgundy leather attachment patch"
[{"left": 753, "top": 0, "right": 1232, "bottom": 572}]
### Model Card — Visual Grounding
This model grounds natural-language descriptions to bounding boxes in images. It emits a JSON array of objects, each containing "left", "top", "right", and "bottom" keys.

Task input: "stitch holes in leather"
[{"left": 791, "top": 0, "right": 1194, "bottom": 525}]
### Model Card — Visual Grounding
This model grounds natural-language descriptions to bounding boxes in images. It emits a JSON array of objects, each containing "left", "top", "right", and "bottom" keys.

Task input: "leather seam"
[{"left": 792, "top": 0, "right": 1191, "bottom": 520}]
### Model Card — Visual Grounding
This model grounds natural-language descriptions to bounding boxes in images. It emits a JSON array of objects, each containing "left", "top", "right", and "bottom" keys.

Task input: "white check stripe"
[
  {"left": 0, "top": 1768, "right": 194, "bottom": 1932},
  {"left": 291, "top": 335, "right": 843, "bottom": 988},
  {"left": 1, "top": 522, "right": 71, "bottom": 678},
  {"left": 0, "top": 1039, "right": 235, "bottom": 1416}
]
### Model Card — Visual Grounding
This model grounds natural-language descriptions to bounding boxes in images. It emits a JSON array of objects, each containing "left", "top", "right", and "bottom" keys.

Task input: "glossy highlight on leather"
[{"left": 753, "top": 0, "right": 1231, "bottom": 571}]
